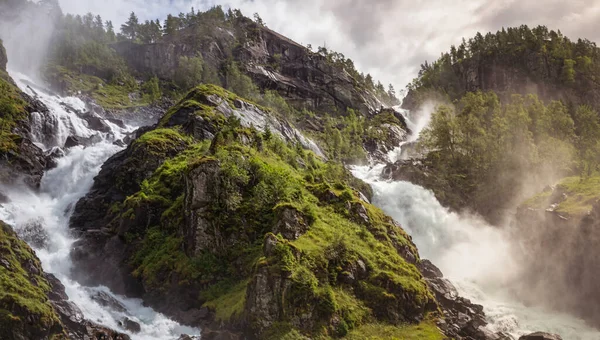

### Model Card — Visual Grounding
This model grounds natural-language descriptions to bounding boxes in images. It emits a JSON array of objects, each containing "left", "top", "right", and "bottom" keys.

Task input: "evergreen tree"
[{"left": 121, "top": 11, "right": 139, "bottom": 40}]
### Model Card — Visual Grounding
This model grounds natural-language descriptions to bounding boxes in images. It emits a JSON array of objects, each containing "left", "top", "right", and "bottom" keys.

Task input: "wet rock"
[
  {"left": 45, "top": 146, "right": 65, "bottom": 169},
  {"left": 90, "top": 290, "right": 128, "bottom": 313},
  {"left": 113, "top": 139, "right": 126, "bottom": 147},
  {"left": 0, "top": 191, "right": 8, "bottom": 204},
  {"left": 64, "top": 135, "right": 82, "bottom": 148},
  {"left": 84, "top": 115, "right": 112, "bottom": 133},
  {"left": 519, "top": 333, "right": 563, "bottom": 340},
  {"left": 178, "top": 335, "right": 201, "bottom": 340},
  {"left": 108, "top": 117, "right": 126, "bottom": 128},
  {"left": 418, "top": 259, "right": 506, "bottom": 340},
  {"left": 418, "top": 259, "right": 444, "bottom": 279},
  {"left": 119, "top": 317, "right": 141, "bottom": 333}
]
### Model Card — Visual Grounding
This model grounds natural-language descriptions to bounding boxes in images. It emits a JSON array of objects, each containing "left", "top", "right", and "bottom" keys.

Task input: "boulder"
[
  {"left": 45, "top": 146, "right": 65, "bottom": 170},
  {"left": 119, "top": 317, "right": 141, "bottom": 333},
  {"left": 84, "top": 115, "right": 112, "bottom": 133},
  {"left": 64, "top": 135, "right": 82, "bottom": 148},
  {"left": 90, "top": 290, "right": 128, "bottom": 313}
]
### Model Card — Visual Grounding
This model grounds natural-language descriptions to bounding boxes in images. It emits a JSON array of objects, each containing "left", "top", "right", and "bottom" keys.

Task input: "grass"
[
  {"left": 344, "top": 321, "right": 443, "bottom": 340},
  {"left": 0, "top": 70, "right": 28, "bottom": 153},
  {"left": 43, "top": 65, "right": 152, "bottom": 110},
  {"left": 521, "top": 175, "right": 600, "bottom": 216},
  {"left": 554, "top": 176, "right": 600, "bottom": 215},
  {"left": 202, "top": 280, "right": 248, "bottom": 321}
]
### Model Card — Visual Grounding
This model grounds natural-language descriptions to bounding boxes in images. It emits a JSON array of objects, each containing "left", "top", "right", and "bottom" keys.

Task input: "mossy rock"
[{"left": 0, "top": 222, "right": 65, "bottom": 339}]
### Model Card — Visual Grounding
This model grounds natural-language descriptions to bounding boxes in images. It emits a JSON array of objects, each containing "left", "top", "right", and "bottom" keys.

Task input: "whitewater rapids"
[
  {"left": 0, "top": 73, "right": 200, "bottom": 339},
  {"left": 351, "top": 108, "right": 600, "bottom": 340}
]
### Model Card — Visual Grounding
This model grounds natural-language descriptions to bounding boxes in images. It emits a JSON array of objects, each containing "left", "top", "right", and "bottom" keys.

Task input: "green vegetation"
[
  {"left": 409, "top": 25, "right": 600, "bottom": 106},
  {"left": 0, "top": 222, "right": 64, "bottom": 339},
  {"left": 344, "top": 321, "right": 443, "bottom": 340},
  {"left": 523, "top": 175, "right": 600, "bottom": 216},
  {"left": 0, "top": 72, "right": 27, "bottom": 152},
  {"left": 414, "top": 89, "right": 600, "bottom": 219}
]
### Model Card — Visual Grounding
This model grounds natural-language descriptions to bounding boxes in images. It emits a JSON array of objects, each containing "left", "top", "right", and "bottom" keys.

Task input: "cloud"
[{"left": 56, "top": 0, "right": 600, "bottom": 92}]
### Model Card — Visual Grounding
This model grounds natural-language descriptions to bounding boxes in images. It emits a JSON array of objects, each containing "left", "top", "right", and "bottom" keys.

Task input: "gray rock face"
[
  {"left": 272, "top": 207, "right": 308, "bottom": 240},
  {"left": 515, "top": 191, "right": 600, "bottom": 329},
  {"left": 519, "top": 332, "right": 563, "bottom": 340},
  {"left": 184, "top": 159, "right": 222, "bottom": 255},
  {"left": 0, "top": 39, "right": 7, "bottom": 71},
  {"left": 418, "top": 260, "right": 509, "bottom": 340},
  {"left": 111, "top": 20, "right": 386, "bottom": 117}
]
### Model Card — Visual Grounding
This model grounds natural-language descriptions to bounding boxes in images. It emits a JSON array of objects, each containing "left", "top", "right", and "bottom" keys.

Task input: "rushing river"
[{"left": 351, "top": 108, "right": 600, "bottom": 340}]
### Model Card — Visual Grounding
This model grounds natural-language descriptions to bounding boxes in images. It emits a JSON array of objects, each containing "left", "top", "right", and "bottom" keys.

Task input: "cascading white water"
[
  {"left": 0, "top": 72, "right": 200, "bottom": 339},
  {"left": 351, "top": 108, "right": 600, "bottom": 340}
]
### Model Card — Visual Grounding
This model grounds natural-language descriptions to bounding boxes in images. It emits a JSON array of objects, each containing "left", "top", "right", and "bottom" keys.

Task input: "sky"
[{"left": 56, "top": 0, "right": 600, "bottom": 92}]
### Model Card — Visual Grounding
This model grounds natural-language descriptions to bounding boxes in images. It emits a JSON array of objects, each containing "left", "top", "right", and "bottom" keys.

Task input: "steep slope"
[
  {"left": 0, "top": 221, "right": 129, "bottom": 339},
  {"left": 0, "top": 40, "right": 47, "bottom": 188},
  {"left": 68, "top": 84, "right": 440, "bottom": 339},
  {"left": 516, "top": 177, "right": 600, "bottom": 328}
]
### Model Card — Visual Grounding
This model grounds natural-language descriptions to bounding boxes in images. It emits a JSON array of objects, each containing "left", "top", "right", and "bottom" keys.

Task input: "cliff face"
[
  {"left": 0, "top": 40, "right": 47, "bottom": 188},
  {"left": 516, "top": 180, "right": 600, "bottom": 328},
  {"left": 111, "top": 19, "right": 384, "bottom": 117},
  {"left": 403, "top": 26, "right": 600, "bottom": 112}
]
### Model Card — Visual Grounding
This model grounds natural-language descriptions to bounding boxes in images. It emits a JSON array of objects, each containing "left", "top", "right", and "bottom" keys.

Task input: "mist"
[{"left": 0, "top": 0, "right": 60, "bottom": 80}]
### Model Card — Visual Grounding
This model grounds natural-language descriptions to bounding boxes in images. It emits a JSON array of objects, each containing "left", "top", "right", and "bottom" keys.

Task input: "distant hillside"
[
  {"left": 391, "top": 26, "right": 600, "bottom": 224},
  {"left": 403, "top": 25, "right": 600, "bottom": 110}
]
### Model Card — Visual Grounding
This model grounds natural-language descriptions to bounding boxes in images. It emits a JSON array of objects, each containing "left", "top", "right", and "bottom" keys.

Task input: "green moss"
[
  {"left": 344, "top": 321, "right": 443, "bottom": 340},
  {"left": 553, "top": 176, "right": 600, "bottom": 215},
  {"left": 43, "top": 65, "right": 151, "bottom": 110},
  {"left": 133, "top": 128, "right": 192, "bottom": 156},
  {"left": 130, "top": 227, "right": 201, "bottom": 289},
  {"left": 112, "top": 103, "right": 436, "bottom": 337},
  {"left": 202, "top": 280, "right": 248, "bottom": 321},
  {"left": 0, "top": 222, "right": 63, "bottom": 338},
  {"left": 0, "top": 72, "right": 28, "bottom": 153}
]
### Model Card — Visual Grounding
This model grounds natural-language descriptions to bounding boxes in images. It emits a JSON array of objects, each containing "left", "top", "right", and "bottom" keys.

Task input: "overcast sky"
[{"left": 56, "top": 0, "right": 600, "bottom": 92}]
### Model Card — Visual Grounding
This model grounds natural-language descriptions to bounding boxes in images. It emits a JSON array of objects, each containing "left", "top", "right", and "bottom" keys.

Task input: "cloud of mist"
[
  {"left": 55, "top": 0, "right": 600, "bottom": 91},
  {"left": 0, "top": 1, "right": 59, "bottom": 80}
]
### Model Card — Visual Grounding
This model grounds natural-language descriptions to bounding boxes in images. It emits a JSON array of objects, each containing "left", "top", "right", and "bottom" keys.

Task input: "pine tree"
[{"left": 121, "top": 11, "right": 139, "bottom": 40}]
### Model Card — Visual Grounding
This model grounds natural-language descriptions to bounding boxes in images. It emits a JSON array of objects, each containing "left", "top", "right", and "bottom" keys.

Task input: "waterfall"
[
  {"left": 0, "top": 72, "right": 200, "bottom": 339},
  {"left": 351, "top": 108, "right": 600, "bottom": 340}
]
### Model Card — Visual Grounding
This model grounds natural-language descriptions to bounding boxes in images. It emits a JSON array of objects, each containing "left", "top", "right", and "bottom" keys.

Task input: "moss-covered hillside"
[
  {"left": 70, "top": 84, "right": 443, "bottom": 339},
  {"left": 522, "top": 176, "right": 600, "bottom": 217},
  {"left": 0, "top": 222, "right": 65, "bottom": 340}
]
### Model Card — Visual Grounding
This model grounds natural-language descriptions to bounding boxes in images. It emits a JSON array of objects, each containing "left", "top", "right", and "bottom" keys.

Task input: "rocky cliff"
[
  {"left": 111, "top": 18, "right": 385, "bottom": 116},
  {"left": 0, "top": 221, "right": 129, "bottom": 339},
  {"left": 0, "top": 40, "right": 48, "bottom": 188},
  {"left": 515, "top": 178, "right": 600, "bottom": 328}
]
